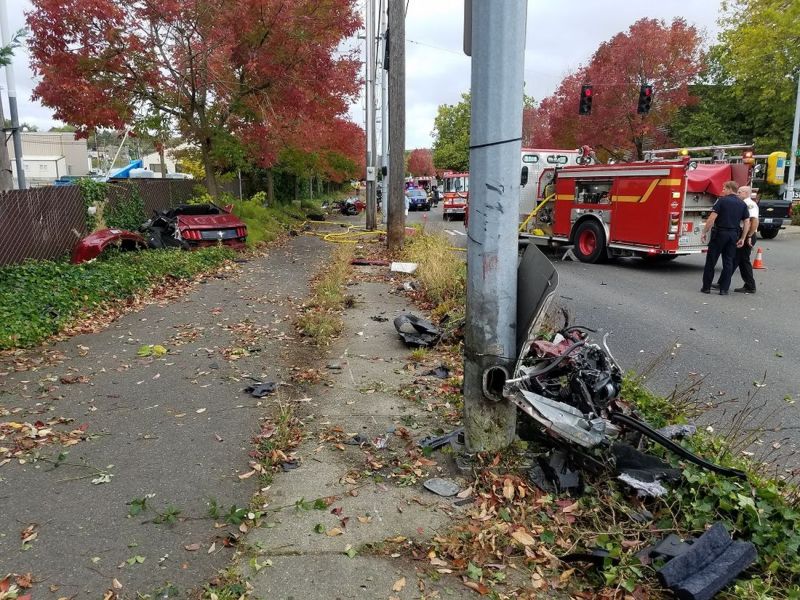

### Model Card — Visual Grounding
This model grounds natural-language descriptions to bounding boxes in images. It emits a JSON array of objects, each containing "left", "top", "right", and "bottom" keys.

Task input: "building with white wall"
[{"left": 7, "top": 132, "right": 90, "bottom": 187}]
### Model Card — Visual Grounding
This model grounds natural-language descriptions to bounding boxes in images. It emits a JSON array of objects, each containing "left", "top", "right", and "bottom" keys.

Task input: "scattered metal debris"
[
  {"left": 423, "top": 478, "right": 461, "bottom": 497},
  {"left": 419, "top": 428, "right": 464, "bottom": 451},
  {"left": 344, "top": 433, "right": 370, "bottom": 446},
  {"left": 657, "top": 523, "right": 757, "bottom": 600},
  {"left": 393, "top": 314, "right": 440, "bottom": 348}
]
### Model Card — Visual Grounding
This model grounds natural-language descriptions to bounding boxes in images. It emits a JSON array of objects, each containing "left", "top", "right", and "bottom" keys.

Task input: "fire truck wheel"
[{"left": 573, "top": 220, "right": 607, "bottom": 264}]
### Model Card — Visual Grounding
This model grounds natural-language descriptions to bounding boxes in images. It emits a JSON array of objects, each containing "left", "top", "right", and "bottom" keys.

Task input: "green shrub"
[
  {"left": 77, "top": 178, "right": 109, "bottom": 231},
  {"left": 230, "top": 193, "right": 309, "bottom": 247},
  {"left": 105, "top": 185, "right": 146, "bottom": 231},
  {"left": 0, "top": 247, "right": 233, "bottom": 349}
]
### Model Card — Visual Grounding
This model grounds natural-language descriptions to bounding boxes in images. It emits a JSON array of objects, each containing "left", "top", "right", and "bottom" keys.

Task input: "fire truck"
[
  {"left": 441, "top": 171, "right": 469, "bottom": 221},
  {"left": 520, "top": 147, "right": 753, "bottom": 263}
]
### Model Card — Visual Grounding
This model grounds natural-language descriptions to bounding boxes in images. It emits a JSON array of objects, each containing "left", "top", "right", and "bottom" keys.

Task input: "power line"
[{"left": 406, "top": 38, "right": 466, "bottom": 57}]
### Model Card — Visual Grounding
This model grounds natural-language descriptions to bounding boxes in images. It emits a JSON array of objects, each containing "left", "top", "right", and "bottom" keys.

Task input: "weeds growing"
[{"left": 295, "top": 244, "right": 354, "bottom": 344}]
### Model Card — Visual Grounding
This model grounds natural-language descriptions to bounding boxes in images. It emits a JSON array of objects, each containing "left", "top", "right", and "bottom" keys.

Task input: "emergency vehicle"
[
  {"left": 520, "top": 150, "right": 752, "bottom": 263},
  {"left": 520, "top": 147, "right": 586, "bottom": 216},
  {"left": 441, "top": 171, "right": 469, "bottom": 221}
]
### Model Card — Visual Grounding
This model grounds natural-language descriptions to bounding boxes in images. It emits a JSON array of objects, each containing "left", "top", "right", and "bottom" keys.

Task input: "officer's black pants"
[{"left": 702, "top": 229, "right": 738, "bottom": 292}]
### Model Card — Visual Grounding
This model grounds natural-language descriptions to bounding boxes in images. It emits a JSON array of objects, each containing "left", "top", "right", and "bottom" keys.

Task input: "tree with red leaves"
[
  {"left": 527, "top": 18, "right": 704, "bottom": 160},
  {"left": 27, "top": 0, "right": 361, "bottom": 195},
  {"left": 406, "top": 148, "right": 435, "bottom": 177}
]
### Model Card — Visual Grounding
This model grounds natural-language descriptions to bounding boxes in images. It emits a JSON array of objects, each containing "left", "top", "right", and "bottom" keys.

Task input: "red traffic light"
[
  {"left": 583, "top": 88, "right": 592, "bottom": 97},
  {"left": 644, "top": 87, "right": 652, "bottom": 97}
]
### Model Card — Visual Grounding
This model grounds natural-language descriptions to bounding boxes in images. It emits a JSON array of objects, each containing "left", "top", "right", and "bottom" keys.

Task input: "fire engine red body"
[
  {"left": 440, "top": 171, "right": 469, "bottom": 221},
  {"left": 523, "top": 157, "right": 751, "bottom": 263}
]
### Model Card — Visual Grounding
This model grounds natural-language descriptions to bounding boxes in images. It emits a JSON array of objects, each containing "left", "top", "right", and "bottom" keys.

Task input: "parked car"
[
  {"left": 756, "top": 197, "right": 792, "bottom": 239},
  {"left": 72, "top": 203, "right": 247, "bottom": 263},
  {"left": 406, "top": 188, "right": 431, "bottom": 211}
]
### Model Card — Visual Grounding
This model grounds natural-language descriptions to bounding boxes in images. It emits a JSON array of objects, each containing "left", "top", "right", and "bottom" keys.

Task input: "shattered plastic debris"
[
  {"left": 423, "top": 478, "right": 461, "bottom": 497},
  {"left": 656, "top": 423, "right": 698, "bottom": 439},
  {"left": 423, "top": 365, "right": 450, "bottom": 379},
  {"left": 657, "top": 522, "right": 757, "bottom": 600},
  {"left": 612, "top": 443, "right": 681, "bottom": 486},
  {"left": 370, "top": 315, "right": 389, "bottom": 322},
  {"left": 617, "top": 473, "right": 669, "bottom": 497},
  {"left": 344, "top": 433, "right": 370, "bottom": 446},
  {"left": 393, "top": 314, "right": 441, "bottom": 348},
  {"left": 372, "top": 434, "right": 390, "bottom": 449},
  {"left": 528, "top": 449, "right": 582, "bottom": 495},
  {"left": 244, "top": 382, "right": 277, "bottom": 398},
  {"left": 390, "top": 261, "right": 418, "bottom": 274}
]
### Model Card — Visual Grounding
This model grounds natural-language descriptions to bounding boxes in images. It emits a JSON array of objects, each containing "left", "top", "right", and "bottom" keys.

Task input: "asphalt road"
[{"left": 410, "top": 204, "right": 800, "bottom": 462}]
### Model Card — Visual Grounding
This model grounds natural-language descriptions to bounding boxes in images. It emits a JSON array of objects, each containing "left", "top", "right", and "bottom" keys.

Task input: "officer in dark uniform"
[{"left": 701, "top": 180, "right": 752, "bottom": 295}]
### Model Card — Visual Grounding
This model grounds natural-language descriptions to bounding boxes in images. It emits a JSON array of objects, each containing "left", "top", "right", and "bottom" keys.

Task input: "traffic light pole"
[
  {"left": 463, "top": 0, "right": 527, "bottom": 453},
  {"left": 786, "top": 73, "right": 800, "bottom": 202}
]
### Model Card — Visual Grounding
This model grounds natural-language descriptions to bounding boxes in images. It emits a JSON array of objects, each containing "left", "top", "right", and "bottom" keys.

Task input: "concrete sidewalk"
[
  {"left": 0, "top": 237, "right": 330, "bottom": 598},
  {"left": 245, "top": 265, "right": 465, "bottom": 599},
  {"left": 1, "top": 234, "right": 471, "bottom": 599}
]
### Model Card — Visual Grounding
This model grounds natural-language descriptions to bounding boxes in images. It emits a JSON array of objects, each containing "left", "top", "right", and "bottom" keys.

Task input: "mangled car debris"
[
  {"left": 72, "top": 203, "right": 248, "bottom": 263},
  {"left": 504, "top": 245, "right": 745, "bottom": 498}
]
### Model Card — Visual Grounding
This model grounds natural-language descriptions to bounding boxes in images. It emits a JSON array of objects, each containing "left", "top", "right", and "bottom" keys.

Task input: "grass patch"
[
  {"left": 403, "top": 231, "right": 466, "bottom": 326},
  {"left": 295, "top": 244, "right": 354, "bottom": 344},
  {"left": 0, "top": 247, "right": 234, "bottom": 349}
]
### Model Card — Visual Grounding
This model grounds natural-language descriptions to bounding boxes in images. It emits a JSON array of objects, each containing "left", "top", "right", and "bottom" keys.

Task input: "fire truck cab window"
[
  {"left": 575, "top": 180, "right": 612, "bottom": 204},
  {"left": 546, "top": 155, "right": 569, "bottom": 165}
]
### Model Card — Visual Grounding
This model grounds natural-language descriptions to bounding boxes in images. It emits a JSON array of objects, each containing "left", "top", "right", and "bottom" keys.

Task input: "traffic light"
[
  {"left": 637, "top": 84, "right": 653, "bottom": 114},
  {"left": 579, "top": 85, "right": 593, "bottom": 115}
]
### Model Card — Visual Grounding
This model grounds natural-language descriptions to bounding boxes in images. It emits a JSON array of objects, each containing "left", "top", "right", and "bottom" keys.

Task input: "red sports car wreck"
[{"left": 72, "top": 204, "right": 248, "bottom": 264}]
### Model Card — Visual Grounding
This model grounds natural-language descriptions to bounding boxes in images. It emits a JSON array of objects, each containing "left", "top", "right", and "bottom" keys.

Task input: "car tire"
[
  {"left": 760, "top": 227, "right": 779, "bottom": 239},
  {"left": 443, "top": 213, "right": 449, "bottom": 221},
  {"left": 573, "top": 220, "right": 607, "bottom": 264}
]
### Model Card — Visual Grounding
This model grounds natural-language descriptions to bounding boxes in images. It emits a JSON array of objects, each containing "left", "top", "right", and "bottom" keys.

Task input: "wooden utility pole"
[{"left": 386, "top": 0, "right": 405, "bottom": 250}]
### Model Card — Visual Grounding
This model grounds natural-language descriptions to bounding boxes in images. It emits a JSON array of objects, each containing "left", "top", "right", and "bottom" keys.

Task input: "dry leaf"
[
  {"left": 184, "top": 543, "right": 201, "bottom": 551},
  {"left": 326, "top": 527, "right": 343, "bottom": 537},
  {"left": 562, "top": 501, "right": 579, "bottom": 514},
  {"left": 462, "top": 580, "right": 489, "bottom": 595},
  {"left": 238, "top": 469, "right": 256, "bottom": 480},
  {"left": 207, "top": 542, "right": 216, "bottom": 554},
  {"left": 456, "top": 486, "right": 473, "bottom": 499},
  {"left": 392, "top": 577, "right": 406, "bottom": 592},
  {"left": 502, "top": 478, "right": 515, "bottom": 501},
  {"left": 112, "top": 579, "right": 123, "bottom": 590},
  {"left": 196, "top": 408, "right": 207, "bottom": 414},
  {"left": 559, "top": 568, "right": 575, "bottom": 583},
  {"left": 386, "top": 535, "right": 406, "bottom": 543},
  {"left": 357, "top": 516, "right": 372, "bottom": 524},
  {"left": 511, "top": 529, "right": 536, "bottom": 546},
  {"left": 430, "top": 557, "right": 449, "bottom": 567}
]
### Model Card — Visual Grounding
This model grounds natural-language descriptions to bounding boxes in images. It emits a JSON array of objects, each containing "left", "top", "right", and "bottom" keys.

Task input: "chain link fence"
[
  {"left": 0, "top": 186, "right": 87, "bottom": 266},
  {"left": 0, "top": 179, "right": 231, "bottom": 266}
]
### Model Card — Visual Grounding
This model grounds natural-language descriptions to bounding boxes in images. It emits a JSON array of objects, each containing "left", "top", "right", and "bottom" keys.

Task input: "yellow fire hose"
[{"left": 518, "top": 193, "right": 555, "bottom": 233}]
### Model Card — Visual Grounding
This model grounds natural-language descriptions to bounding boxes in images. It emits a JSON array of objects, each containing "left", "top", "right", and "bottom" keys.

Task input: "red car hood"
[{"left": 177, "top": 214, "right": 245, "bottom": 230}]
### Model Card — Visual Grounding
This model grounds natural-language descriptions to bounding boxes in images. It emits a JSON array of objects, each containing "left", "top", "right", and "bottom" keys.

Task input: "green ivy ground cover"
[{"left": 0, "top": 247, "right": 233, "bottom": 349}]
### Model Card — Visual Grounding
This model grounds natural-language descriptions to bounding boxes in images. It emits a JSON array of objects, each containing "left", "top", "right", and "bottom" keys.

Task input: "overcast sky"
[{"left": 11, "top": 1, "right": 722, "bottom": 149}]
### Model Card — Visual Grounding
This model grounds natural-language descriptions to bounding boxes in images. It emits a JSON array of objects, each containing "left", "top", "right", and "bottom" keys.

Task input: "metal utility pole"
[
  {"left": 786, "top": 73, "right": 800, "bottom": 202},
  {"left": 386, "top": 0, "right": 405, "bottom": 250},
  {"left": 0, "top": 96, "right": 12, "bottom": 190},
  {"left": 463, "top": 0, "right": 527, "bottom": 452},
  {"left": 0, "top": 0, "right": 25, "bottom": 189},
  {"left": 364, "top": 0, "right": 377, "bottom": 230}
]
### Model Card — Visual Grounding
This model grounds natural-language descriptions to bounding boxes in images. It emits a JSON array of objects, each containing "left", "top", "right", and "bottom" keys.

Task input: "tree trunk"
[
  {"left": 635, "top": 138, "right": 644, "bottom": 161},
  {"left": 0, "top": 99, "right": 14, "bottom": 191},
  {"left": 201, "top": 137, "right": 219, "bottom": 197},
  {"left": 266, "top": 168, "right": 274, "bottom": 205},
  {"left": 158, "top": 145, "right": 167, "bottom": 178},
  {"left": 294, "top": 176, "right": 299, "bottom": 202}
]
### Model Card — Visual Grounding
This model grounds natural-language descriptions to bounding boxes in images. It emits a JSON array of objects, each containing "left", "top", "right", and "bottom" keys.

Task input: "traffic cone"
[{"left": 752, "top": 247, "right": 766, "bottom": 269}]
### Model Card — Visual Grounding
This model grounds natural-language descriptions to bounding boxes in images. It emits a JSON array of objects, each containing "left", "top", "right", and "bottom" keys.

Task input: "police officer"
[{"left": 701, "top": 180, "right": 752, "bottom": 295}]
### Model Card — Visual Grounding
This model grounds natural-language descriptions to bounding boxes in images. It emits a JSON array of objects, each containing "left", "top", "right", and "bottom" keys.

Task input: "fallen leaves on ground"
[{"left": 1, "top": 418, "right": 89, "bottom": 462}]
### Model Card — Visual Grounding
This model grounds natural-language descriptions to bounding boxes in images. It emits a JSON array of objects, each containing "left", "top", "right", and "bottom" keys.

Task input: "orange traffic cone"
[{"left": 752, "top": 247, "right": 766, "bottom": 269}]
